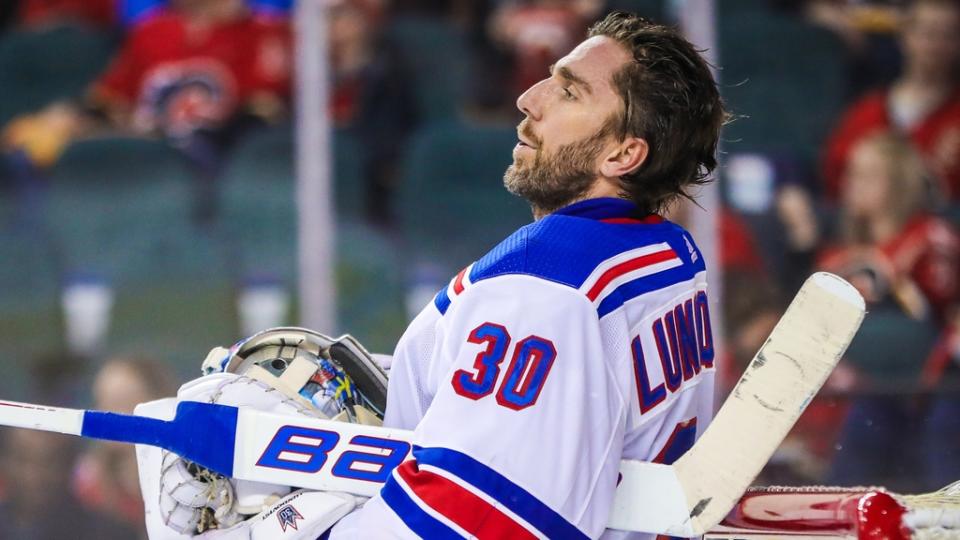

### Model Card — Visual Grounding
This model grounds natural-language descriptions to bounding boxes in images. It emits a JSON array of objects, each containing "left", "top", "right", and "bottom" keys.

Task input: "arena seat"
[
  {"left": 220, "top": 125, "right": 366, "bottom": 228},
  {"left": 44, "top": 137, "right": 218, "bottom": 285},
  {"left": 842, "top": 307, "right": 940, "bottom": 382},
  {"left": 219, "top": 128, "right": 405, "bottom": 349},
  {"left": 718, "top": 8, "right": 846, "bottom": 167},
  {"left": 0, "top": 24, "right": 114, "bottom": 125},
  {"left": 398, "top": 120, "right": 532, "bottom": 273},
  {"left": 0, "top": 226, "right": 59, "bottom": 312},
  {"left": 387, "top": 16, "right": 467, "bottom": 122}
]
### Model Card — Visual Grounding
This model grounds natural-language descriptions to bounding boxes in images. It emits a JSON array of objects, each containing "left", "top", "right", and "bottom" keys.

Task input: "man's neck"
[{"left": 531, "top": 178, "right": 624, "bottom": 220}]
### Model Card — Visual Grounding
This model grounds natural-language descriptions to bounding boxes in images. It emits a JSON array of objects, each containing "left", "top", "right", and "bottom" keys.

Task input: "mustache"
[{"left": 517, "top": 120, "right": 542, "bottom": 147}]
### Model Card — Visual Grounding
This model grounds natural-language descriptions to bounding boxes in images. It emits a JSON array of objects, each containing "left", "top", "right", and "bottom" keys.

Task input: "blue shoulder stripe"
[
  {"left": 432, "top": 216, "right": 705, "bottom": 318},
  {"left": 415, "top": 447, "right": 590, "bottom": 539},
  {"left": 594, "top": 233, "right": 706, "bottom": 317},
  {"left": 434, "top": 287, "right": 452, "bottom": 314}
]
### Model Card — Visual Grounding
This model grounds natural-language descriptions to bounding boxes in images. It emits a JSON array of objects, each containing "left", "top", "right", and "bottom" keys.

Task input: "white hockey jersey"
[{"left": 331, "top": 197, "right": 717, "bottom": 540}]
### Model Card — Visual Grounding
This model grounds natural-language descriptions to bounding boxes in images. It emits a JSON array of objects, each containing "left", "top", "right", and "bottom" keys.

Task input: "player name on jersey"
[{"left": 633, "top": 290, "right": 714, "bottom": 415}]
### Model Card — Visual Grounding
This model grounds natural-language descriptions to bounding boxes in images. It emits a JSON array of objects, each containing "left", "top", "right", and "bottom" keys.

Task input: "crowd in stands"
[
  {"left": 0, "top": 355, "right": 173, "bottom": 539},
  {"left": 1, "top": 0, "right": 960, "bottom": 536}
]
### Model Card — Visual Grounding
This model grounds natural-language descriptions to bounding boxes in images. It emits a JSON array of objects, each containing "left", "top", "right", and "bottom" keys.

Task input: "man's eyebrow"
[{"left": 549, "top": 63, "right": 593, "bottom": 95}]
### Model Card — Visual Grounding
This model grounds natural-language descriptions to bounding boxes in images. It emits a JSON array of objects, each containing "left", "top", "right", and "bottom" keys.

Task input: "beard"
[{"left": 503, "top": 122, "right": 611, "bottom": 216}]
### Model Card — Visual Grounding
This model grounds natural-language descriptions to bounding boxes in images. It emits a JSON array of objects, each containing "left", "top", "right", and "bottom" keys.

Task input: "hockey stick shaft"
[{"left": 0, "top": 272, "right": 864, "bottom": 535}]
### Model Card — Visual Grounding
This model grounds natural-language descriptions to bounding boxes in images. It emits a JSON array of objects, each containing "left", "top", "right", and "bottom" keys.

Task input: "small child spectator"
[{"left": 71, "top": 356, "right": 176, "bottom": 537}]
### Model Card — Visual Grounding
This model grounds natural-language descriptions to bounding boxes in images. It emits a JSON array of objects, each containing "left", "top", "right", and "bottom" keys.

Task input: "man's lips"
[{"left": 517, "top": 134, "right": 538, "bottom": 149}]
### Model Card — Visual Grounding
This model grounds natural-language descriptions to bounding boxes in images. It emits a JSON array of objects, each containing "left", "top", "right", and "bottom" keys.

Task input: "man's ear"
[{"left": 600, "top": 137, "right": 648, "bottom": 178}]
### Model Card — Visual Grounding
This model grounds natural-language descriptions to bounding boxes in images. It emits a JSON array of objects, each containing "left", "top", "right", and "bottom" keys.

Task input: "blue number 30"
[{"left": 452, "top": 322, "right": 556, "bottom": 411}]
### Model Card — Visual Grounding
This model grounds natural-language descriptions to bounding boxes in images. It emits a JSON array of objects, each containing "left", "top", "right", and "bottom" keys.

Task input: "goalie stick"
[{"left": 0, "top": 272, "right": 864, "bottom": 536}]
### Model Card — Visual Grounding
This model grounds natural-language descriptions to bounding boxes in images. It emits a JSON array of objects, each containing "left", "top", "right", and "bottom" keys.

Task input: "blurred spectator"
[
  {"left": 87, "top": 0, "right": 290, "bottom": 146},
  {"left": 488, "top": 0, "right": 602, "bottom": 100},
  {"left": 122, "top": 0, "right": 293, "bottom": 26},
  {"left": 816, "top": 132, "right": 952, "bottom": 491},
  {"left": 2, "top": 0, "right": 292, "bottom": 220},
  {"left": 0, "top": 429, "right": 137, "bottom": 540},
  {"left": 330, "top": 0, "right": 417, "bottom": 224},
  {"left": 71, "top": 356, "right": 176, "bottom": 536},
  {"left": 16, "top": 0, "right": 118, "bottom": 29},
  {"left": 822, "top": 0, "right": 960, "bottom": 201},
  {"left": 820, "top": 132, "right": 959, "bottom": 324}
]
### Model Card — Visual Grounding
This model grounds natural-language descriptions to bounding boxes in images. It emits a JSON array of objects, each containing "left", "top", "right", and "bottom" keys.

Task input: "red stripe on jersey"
[
  {"left": 600, "top": 215, "right": 665, "bottom": 225},
  {"left": 453, "top": 267, "right": 468, "bottom": 296},
  {"left": 586, "top": 249, "right": 678, "bottom": 301},
  {"left": 396, "top": 460, "right": 538, "bottom": 540}
]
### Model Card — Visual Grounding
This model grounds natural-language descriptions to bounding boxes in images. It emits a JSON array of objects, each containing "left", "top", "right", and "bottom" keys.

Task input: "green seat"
[
  {"left": 220, "top": 125, "right": 366, "bottom": 259},
  {"left": 0, "top": 25, "right": 114, "bottom": 124},
  {"left": 334, "top": 221, "right": 407, "bottom": 352},
  {"left": 219, "top": 129, "right": 405, "bottom": 347},
  {"left": 398, "top": 121, "right": 532, "bottom": 272},
  {"left": 108, "top": 280, "right": 237, "bottom": 378},
  {"left": 219, "top": 127, "right": 297, "bottom": 282},
  {"left": 387, "top": 16, "right": 467, "bottom": 122},
  {"left": 0, "top": 226, "right": 59, "bottom": 311},
  {"left": 45, "top": 137, "right": 217, "bottom": 285},
  {"left": 718, "top": 10, "right": 846, "bottom": 166},
  {"left": 843, "top": 308, "right": 939, "bottom": 383},
  {"left": 0, "top": 227, "right": 60, "bottom": 400}
]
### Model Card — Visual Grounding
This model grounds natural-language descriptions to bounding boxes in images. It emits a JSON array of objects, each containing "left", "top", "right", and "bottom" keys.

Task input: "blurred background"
[{"left": 0, "top": 0, "right": 958, "bottom": 537}]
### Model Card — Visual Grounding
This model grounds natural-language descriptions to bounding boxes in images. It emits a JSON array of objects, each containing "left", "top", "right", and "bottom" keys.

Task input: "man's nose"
[{"left": 516, "top": 80, "right": 545, "bottom": 121}]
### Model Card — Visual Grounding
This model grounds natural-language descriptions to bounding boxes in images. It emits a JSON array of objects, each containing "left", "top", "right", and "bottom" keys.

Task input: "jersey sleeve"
[{"left": 336, "top": 274, "right": 629, "bottom": 539}]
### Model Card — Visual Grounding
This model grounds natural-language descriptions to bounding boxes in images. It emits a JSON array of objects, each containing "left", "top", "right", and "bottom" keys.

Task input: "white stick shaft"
[{"left": 0, "top": 400, "right": 84, "bottom": 435}]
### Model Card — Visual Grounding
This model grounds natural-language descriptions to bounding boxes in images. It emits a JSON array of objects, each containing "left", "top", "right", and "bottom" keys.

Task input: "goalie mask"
[
  {"left": 150, "top": 328, "right": 389, "bottom": 535},
  {"left": 201, "top": 327, "right": 387, "bottom": 423}
]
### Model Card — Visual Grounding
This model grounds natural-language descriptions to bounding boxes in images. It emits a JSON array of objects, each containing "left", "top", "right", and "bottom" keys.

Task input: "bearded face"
[{"left": 504, "top": 120, "right": 614, "bottom": 215}]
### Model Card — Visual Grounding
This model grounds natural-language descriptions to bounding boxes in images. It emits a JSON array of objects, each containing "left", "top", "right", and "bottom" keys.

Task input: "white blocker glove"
[
  {"left": 187, "top": 489, "right": 356, "bottom": 540},
  {"left": 135, "top": 373, "right": 362, "bottom": 540}
]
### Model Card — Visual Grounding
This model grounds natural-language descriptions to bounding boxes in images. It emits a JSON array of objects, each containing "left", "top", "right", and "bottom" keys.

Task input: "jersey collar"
[{"left": 552, "top": 197, "right": 663, "bottom": 224}]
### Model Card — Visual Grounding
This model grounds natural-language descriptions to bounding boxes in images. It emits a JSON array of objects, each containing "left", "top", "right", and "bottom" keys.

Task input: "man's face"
[{"left": 504, "top": 36, "right": 631, "bottom": 213}]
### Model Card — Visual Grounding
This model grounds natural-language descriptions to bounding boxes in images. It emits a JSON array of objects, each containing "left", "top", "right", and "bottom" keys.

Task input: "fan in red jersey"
[
  {"left": 819, "top": 131, "right": 959, "bottom": 324},
  {"left": 822, "top": 0, "right": 960, "bottom": 201},
  {"left": 89, "top": 0, "right": 290, "bottom": 139},
  {"left": 2, "top": 0, "right": 291, "bottom": 170}
]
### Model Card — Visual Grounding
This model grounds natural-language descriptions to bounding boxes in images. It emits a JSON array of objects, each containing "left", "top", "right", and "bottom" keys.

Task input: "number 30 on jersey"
[{"left": 451, "top": 322, "right": 556, "bottom": 411}]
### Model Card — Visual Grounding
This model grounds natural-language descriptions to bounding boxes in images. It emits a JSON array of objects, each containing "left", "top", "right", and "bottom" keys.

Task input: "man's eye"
[{"left": 562, "top": 87, "right": 576, "bottom": 100}]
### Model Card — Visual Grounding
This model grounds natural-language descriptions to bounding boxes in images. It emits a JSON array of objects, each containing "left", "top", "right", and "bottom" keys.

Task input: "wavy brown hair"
[{"left": 588, "top": 12, "right": 727, "bottom": 214}]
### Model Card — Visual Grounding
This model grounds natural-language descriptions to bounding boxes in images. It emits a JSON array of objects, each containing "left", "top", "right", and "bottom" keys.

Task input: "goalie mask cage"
[{"left": 704, "top": 481, "right": 960, "bottom": 540}]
